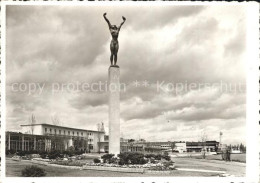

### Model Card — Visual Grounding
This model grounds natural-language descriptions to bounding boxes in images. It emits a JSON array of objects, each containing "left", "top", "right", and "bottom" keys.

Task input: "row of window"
[{"left": 44, "top": 128, "right": 93, "bottom": 136}]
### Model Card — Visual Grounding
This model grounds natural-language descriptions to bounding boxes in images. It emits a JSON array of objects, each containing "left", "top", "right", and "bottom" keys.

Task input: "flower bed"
[
  {"left": 49, "top": 160, "right": 86, "bottom": 167},
  {"left": 83, "top": 165, "right": 145, "bottom": 173},
  {"left": 85, "top": 162, "right": 175, "bottom": 170},
  {"left": 30, "top": 152, "right": 175, "bottom": 173},
  {"left": 32, "top": 158, "right": 51, "bottom": 162},
  {"left": 83, "top": 162, "right": 175, "bottom": 174},
  {"left": 29, "top": 157, "right": 175, "bottom": 174}
]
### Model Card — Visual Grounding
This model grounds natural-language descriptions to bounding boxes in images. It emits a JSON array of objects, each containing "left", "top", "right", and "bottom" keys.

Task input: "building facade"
[
  {"left": 186, "top": 141, "right": 219, "bottom": 152},
  {"left": 119, "top": 140, "right": 187, "bottom": 154},
  {"left": 119, "top": 140, "right": 219, "bottom": 154},
  {"left": 6, "top": 123, "right": 106, "bottom": 153},
  {"left": 6, "top": 124, "right": 221, "bottom": 155}
]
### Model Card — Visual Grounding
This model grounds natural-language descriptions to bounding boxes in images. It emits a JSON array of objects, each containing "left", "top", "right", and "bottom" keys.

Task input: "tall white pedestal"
[{"left": 108, "top": 66, "right": 120, "bottom": 155}]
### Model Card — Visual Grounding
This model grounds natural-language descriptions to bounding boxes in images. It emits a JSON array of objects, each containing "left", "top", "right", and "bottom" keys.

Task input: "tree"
[
  {"left": 101, "top": 154, "right": 114, "bottom": 163},
  {"left": 28, "top": 114, "right": 36, "bottom": 135},
  {"left": 48, "top": 150, "right": 63, "bottom": 159},
  {"left": 170, "top": 142, "right": 176, "bottom": 152},
  {"left": 128, "top": 139, "right": 135, "bottom": 143},
  {"left": 68, "top": 146, "right": 75, "bottom": 152},
  {"left": 239, "top": 143, "right": 246, "bottom": 153},
  {"left": 97, "top": 123, "right": 101, "bottom": 154},
  {"left": 228, "top": 144, "right": 232, "bottom": 150},
  {"left": 51, "top": 114, "right": 62, "bottom": 126},
  {"left": 200, "top": 130, "right": 208, "bottom": 159}
]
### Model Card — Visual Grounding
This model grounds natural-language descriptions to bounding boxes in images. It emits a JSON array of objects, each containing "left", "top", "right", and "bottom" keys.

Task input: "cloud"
[
  {"left": 121, "top": 86, "right": 245, "bottom": 121},
  {"left": 69, "top": 92, "right": 108, "bottom": 109},
  {"left": 123, "top": 6, "right": 206, "bottom": 30},
  {"left": 224, "top": 19, "right": 246, "bottom": 58}
]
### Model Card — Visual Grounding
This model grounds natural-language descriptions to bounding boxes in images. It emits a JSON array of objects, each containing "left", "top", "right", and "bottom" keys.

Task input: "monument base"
[{"left": 110, "top": 64, "right": 119, "bottom": 68}]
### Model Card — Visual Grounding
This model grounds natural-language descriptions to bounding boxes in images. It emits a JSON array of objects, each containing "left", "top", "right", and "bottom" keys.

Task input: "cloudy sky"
[{"left": 6, "top": 5, "right": 247, "bottom": 144}]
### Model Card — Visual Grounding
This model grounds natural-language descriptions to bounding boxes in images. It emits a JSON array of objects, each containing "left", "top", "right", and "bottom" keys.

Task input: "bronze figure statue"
[{"left": 103, "top": 13, "right": 126, "bottom": 66}]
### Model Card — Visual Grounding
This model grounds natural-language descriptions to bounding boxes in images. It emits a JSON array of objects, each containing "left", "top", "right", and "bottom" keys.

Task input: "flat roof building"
[
  {"left": 6, "top": 123, "right": 106, "bottom": 153},
  {"left": 186, "top": 141, "right": 219, "bottom": 152}
]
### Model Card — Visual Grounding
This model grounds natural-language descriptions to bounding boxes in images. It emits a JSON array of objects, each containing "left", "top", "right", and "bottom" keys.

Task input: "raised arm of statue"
[
  {"left": 103, "top": 13, "right": 112, "bottom": 28},
  {"left": 118, "top": 16, "right": 126, "bottom": 31}
]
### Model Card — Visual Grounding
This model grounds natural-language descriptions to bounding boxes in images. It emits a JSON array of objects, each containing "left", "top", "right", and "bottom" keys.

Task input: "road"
[{"left": 173, "top": 157, "right": 246, "bottom": 176}]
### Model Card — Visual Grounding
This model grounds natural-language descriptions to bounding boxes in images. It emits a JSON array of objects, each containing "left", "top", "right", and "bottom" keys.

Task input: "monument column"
[
  {"left": 34, "top": 136, "right": 36, "bottom": 150},
  {"left": 22, "top": 135, "right": 24, "bottom": 151},
  {"left": 108, "top": 66, "right": 120, "bottom": 155},
  {"left": 8, "top": 133, "right": 11, "bottom": 150}
]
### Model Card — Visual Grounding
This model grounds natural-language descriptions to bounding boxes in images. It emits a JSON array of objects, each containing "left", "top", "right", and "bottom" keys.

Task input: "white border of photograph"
[{"left": 1, "top": 1, "right": 259, "bottom": 183}]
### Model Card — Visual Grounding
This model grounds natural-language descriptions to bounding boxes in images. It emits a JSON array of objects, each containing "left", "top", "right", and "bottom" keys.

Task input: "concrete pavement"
[{"left": 173, "top": 157, "right": 245, "bottom": 177}]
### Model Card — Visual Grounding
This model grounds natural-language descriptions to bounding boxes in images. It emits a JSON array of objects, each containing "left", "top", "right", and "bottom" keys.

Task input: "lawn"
[
  {"left": 6, "top": 158, "right": 220, "bottom": 177},
  {"left": 188, "top": 153, "right": 246, "bottom": 163},
  {"left": 206, "top": 154, "right": 246, "bottom": 163}
]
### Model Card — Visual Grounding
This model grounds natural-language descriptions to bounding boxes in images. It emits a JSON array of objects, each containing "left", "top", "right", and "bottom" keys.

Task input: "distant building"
[
  {"left": 119, "top": 140, "right": 187, "bottom": 154},
  {"left": 186, "top": 141, "right": 219, "bottom": 152},
  {"left": 99, "top": 135, "right": 109, "bottom": 153},
  {"left": 217, "top": 143, "right": 227, "bottom": 152},
  {"left": 231, "top": 148, "right": 242, "bottom": 154},
  {"left": 174, "top": 142, "right": 187, "bottom": 153},
  {"left": 6, "top": 123, "right": 106, "bottom": 153}
]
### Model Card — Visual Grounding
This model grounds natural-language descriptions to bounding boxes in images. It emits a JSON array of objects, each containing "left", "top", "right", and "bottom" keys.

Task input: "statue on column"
[{"left": 103, "top": 13, "right": 126, "bottom": 66}]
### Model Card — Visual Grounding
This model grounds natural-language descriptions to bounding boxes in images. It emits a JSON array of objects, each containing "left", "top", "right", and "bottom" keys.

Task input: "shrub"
[
  {"left": 75, "top": 149, "right": 84, "bottom": 155},
  {"left": 48, "top": 150, "right": 63, "bottom": 159},
  {"left": 154, "top": 154, "right": 162, "bottom": 160},
  {"left": 129, "top": 153, "right": 147, "bottom": 164},
  {"left": 39, "top": 151, "right": 48, "bottom": 159},
  {"left": 110, "top": 157, "right": 119, "bottom": 164},
  {"left": 150, "top": 158, "right": 156, "bottom": 164},
  {"left": 63, "top": 150, "right": 74, "bottom": 157},
  {"left": 163, "top": 151, "right": 169, "bottom": 156},
  {"left": 145, "top": 153, "right": 171, "bottom": 161},
  {"left": 162, "top": 160, "right": 174, "bottom": 169},
  {"left": 68, "top": 146, "right": 75, "bottom": 154},
  {"left": 118, "top": 152, "right": 147, "bottom": 165},
  {"left": 7, "top": 150, "right": 47, "bottom": 156},
  {"left": 21, "top": 165, "right": 46, "bottom": 177},
  {"left": 27, "top": 150, "right": 38, "bottom": 154},
  {"left": 16, "top": 151, "right": 26, "bottom": 156},
  {"left": 144, "top": 154, "right": 155, "bottom": 159},
  {"left": 6, "top": 149, "right": 16, "bottom": 155},
  {"left": 101, "top": 153, "right": 114, "bottom": 163},
  {"left": 162, "top": 154, "right": 171, "bottom": 161},
  {"left": 163, "top": 152, "right": 171, "bottom": 160},
  {"left": 63, "top": 146, "right": 82, "bottom": 157},
  {"left": 93, "top": 158, "right": 101, "bottom": 163}
]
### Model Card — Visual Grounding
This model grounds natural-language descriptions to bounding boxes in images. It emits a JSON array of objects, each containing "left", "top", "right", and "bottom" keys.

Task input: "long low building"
[
  {"left": 119, "top": 140, "right": 220, "bottom": 154},
  {"left": 6, "top": 124, "right": 221, "bottom": 154},
  {"left": 186, "top": 141, "right": 219, "bottom": 152},
  {"left": 6, "top": 123, "right": 107, "bottom": 153}
]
